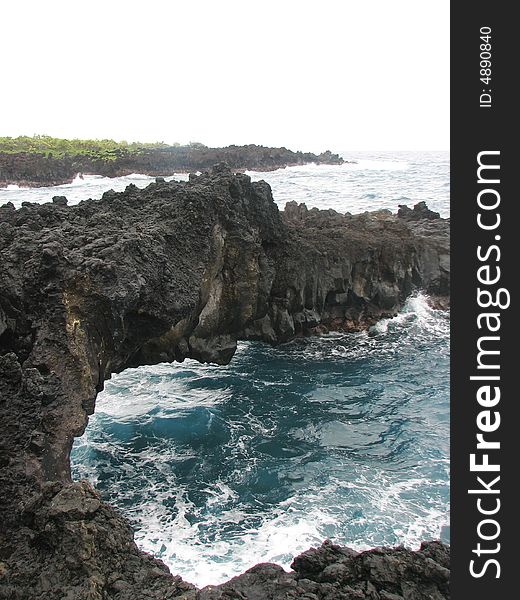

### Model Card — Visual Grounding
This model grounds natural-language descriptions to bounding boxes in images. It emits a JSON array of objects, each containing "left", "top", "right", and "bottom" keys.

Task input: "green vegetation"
[{"left": 0, "top": 135, "right": 172, "bottom": 161}]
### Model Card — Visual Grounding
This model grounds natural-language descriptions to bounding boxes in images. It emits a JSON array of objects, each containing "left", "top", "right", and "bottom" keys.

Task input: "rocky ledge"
[
  {"left": 0, "top": 166, "right": 449, "bottom": 599},
  {"left": 199, "top": 539, "right": 450, "bottom": 600},
  {"left": 0, "top": 144, "right": 345, "bottom": 188}
]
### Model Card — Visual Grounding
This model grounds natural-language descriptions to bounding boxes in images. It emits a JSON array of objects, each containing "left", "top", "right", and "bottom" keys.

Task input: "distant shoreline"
[{"left": 0, "top": 137, "right": 346, "bottom": 188}]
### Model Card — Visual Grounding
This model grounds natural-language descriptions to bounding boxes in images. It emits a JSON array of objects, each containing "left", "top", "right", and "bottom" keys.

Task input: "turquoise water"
[{"left": 28, "top": 150, "right": 451, "bottom": 587}]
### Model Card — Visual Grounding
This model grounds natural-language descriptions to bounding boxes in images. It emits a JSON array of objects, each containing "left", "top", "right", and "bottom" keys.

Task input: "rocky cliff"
[
  {"left": 0, "top": 166, "right": 449, "bottom": 599},
  {"left": 0, "top": 144, "right": 344, "bottom": 187}
]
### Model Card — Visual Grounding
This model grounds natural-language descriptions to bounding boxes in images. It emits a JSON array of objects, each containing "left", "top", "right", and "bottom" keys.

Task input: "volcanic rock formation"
[
  {"left": 198, "top": 540, "right": 450, "bottom": 600},
  {"left": 0, "top": 166, "right": 449, "bottom": 599}
]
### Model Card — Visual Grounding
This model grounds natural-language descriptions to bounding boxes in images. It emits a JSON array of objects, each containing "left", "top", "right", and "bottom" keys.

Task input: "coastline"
[
  {"left": 0, "top": 142, "right": 346, "bottom": 188},
  {"left": 0, "top": 166, "right": 450, "bottom": 599}
]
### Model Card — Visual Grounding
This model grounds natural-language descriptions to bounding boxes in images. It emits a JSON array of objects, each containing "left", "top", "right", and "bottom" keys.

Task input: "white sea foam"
[
  {"left": 1, "top": 171, "right": 190, "bottom": 209},
  {"left": 370, "top": 292, "right": 449, "bottom": 338},
  {"left": 128, "top": 460, "right": 449, "bottom": 587},
  {"left": 95, "top": 362, "right": 229, "bottom": 420},
  {"left": 134, "top": 490, "right": 332, "bottom": 587}
]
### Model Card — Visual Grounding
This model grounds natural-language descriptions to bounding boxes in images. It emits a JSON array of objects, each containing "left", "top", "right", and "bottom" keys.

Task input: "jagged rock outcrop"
[
  {"left": 0, "top": 166, "right": 449, "bottom": 599},
  {"left": 199, "top": 540, "right": 450, "bottom": 600},
  {"left": 398, "top": 201, "right": 440, "bottom": 221},
  {"left": 0, "top": 144, "right": 345, "bottom": 187}
]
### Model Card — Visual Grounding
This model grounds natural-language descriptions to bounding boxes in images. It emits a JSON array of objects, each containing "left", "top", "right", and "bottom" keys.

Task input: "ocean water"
[
  {"left": 0, "top": 151, "right": 450, "bottom": 588},
  {"left": 250, "top": 150, "right": 449, "bottom": 217}
]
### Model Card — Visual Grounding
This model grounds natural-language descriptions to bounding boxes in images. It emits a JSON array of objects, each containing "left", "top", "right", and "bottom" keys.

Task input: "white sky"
[{"left": 1, "top": 0, "right": 449, "bottom": 152}]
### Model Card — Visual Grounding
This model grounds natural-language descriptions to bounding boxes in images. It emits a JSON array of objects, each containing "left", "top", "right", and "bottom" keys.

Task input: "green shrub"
[{"left": 0, "top": 135, "right": 171, "bottom": 160}]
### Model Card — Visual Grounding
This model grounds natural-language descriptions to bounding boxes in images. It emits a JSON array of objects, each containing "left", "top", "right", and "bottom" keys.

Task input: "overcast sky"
[{"left": 1, "top": 0, "right": 449, "bottom": 152}]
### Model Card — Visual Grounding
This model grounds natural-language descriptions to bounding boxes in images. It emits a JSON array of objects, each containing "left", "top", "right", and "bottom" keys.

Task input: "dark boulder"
[{"left": 398, "top": 201, "right": 441, "bottom": 221}]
